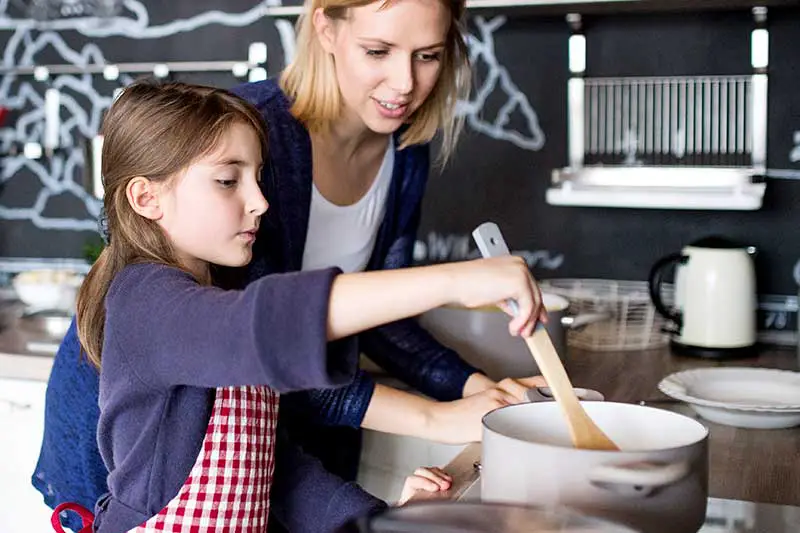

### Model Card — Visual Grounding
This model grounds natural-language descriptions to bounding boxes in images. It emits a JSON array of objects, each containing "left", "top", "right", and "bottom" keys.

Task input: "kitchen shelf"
[{"left": 547, "top": 167, "right": 766, "bottom": 210}]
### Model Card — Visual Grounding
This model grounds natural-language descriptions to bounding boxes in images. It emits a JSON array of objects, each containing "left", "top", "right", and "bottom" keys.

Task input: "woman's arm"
[{"left": 360, "top": 383, "right": 521, "bottom": 444}]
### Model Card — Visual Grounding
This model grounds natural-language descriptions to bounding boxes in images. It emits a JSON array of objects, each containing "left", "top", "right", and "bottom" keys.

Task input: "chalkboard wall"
[{"left": 1, "top": 2, "right": 799, "bottom": 300}]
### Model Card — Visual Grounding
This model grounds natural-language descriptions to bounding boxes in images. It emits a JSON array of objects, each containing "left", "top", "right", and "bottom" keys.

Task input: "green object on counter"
[{"left": 83, "top": 238, "right": 104, "bottom": 264}]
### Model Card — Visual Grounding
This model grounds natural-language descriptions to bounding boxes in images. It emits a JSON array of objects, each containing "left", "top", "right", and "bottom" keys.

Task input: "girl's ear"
[
  {"left": 312, "top": 7, "right": 337, "bottom": 54},
  {"left": 126, "top": 177, "right": 163, "bottom": 221}
]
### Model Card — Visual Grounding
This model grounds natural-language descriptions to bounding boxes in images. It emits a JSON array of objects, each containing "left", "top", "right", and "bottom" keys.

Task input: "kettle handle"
[{"left": 648, "top": 253, "right": 686, "bottom": 328}]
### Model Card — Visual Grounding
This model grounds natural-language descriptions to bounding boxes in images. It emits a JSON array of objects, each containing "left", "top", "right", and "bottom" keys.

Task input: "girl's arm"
[
  {"left": 108, "top": 257, "right": 540, "bottom": 392},
  {"left": 326, "top": 257, "right": 542, "bottom": 341},
  {"left": 270, "top": 425, "right": 386, "bottom": 533}
]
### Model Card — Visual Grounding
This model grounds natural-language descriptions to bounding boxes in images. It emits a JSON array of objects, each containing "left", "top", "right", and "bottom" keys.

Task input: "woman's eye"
[
  {"left": 366, "top": 48, "right": 388, "bottom": 58},
  {"left": 416, "top": 52, "right": 441, "bottom": 63}
]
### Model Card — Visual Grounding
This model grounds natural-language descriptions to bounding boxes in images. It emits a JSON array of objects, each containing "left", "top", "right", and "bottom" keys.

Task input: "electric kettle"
[{"left": 648, "top": 236, "right": 757, "bottom": 359}]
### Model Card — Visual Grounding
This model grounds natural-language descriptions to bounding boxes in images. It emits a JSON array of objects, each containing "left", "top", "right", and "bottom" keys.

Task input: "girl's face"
[
  {"left": 315, "top": 0, "right": 450, "bottom": 135},
  {"left": 156, "top": 122, "right": 268, "bottom": 276}
]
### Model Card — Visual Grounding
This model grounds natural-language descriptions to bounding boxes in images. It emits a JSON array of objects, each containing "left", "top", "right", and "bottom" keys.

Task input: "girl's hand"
[
  {"left": 446, "top": 256, "right": 547, "bottom": 337},
  {"left": 397, "top": 467, "right": 453, "bottom": 505}
]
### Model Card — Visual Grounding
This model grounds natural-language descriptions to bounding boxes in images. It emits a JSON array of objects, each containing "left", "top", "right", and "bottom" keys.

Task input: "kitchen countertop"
[
  {"left": 409, "top": 345, "right": 800, "bottom": 530},
  {"left": 0, "top": 303, "right": 60, "bottom": 382}
]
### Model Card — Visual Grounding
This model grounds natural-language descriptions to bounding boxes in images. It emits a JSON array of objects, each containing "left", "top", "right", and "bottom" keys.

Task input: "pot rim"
[{"left": 481, "top": 401, "right": 709, "bottom": 454}]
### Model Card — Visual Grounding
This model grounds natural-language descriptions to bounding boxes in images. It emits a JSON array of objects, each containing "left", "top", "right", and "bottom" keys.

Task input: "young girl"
[{"left": 60, "top": 80, "right": 542, "bottom": 533}]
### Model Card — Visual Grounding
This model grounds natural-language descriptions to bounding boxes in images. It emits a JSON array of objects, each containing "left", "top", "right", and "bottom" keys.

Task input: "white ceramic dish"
[{"left": 658, "top": 368, "right": 800, "bottom": 429}]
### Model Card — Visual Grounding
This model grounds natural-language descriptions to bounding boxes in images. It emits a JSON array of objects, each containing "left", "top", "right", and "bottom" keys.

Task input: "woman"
[{"left": 34, "top": 0, "right": 546, "bottom": 530}]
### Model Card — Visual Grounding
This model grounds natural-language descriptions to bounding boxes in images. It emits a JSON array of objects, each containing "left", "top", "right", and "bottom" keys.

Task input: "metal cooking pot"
[
  {"left": 481, "top": 402, "right": 709, "bottom": 533},
  {"left": 345, "top": 500, "right": 638, "bottom": 532},
  {"left": 418, "top": 293, "right": 609, "bottom": 380}
]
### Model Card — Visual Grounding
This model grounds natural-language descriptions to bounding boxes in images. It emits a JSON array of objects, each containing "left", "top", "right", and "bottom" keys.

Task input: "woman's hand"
[
  {"left": 463, "top": 373, "right": 548, "bottom": 401},
  {"left": 445, "top": 256, "right": 547, "bottom": 337},
  {"left": 425, "top": 386, "right": 522, "bottom": 444},
  {"left": 397, "top": 467, "right": 453, "bottom": 505}
]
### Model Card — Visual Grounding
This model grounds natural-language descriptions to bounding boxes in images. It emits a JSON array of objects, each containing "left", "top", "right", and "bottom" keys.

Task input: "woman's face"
[{"left": 315, "top": 0, "right": 450, "bottom": 135}]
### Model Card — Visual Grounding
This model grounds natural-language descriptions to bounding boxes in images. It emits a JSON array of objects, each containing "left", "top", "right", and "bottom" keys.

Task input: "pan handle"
[{"left": 588, "top": 460, "right": 691, "bottom": 497}]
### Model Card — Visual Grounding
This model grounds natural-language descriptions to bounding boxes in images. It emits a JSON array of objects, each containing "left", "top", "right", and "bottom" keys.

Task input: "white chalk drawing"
[
  {"left": 414, "top": 231, "right": 564, "bottom": 270},
  {"left": 460, "top": 16, "right": 546, "bottom": 152},
  {"left": 0, "top": 3, "right": 545, "bottom": 244}
]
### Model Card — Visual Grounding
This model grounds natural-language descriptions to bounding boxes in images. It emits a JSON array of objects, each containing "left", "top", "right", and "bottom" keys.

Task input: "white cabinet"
[
  {"left": 357, "top": 429, "right": 465, "bottom": 503},
  {"left": 0, "top": 378, "right": 55, "bottom": 533}
]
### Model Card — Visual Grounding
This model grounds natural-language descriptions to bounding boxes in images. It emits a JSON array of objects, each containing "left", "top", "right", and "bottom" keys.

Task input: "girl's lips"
[{"left": 238, "top": 230, "right": 257, "bottom": 243}]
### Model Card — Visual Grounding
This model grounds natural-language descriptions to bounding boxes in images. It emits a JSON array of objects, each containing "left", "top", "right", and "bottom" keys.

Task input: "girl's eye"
[
  {"left": 216, "top": 179, "right": 237, "bottom": 189},
  {"left": 416, "top": 52, "right": 441, "bottom": 63},
  {"left": 365, "top": 48, "right": 388, "bottom": 58}
]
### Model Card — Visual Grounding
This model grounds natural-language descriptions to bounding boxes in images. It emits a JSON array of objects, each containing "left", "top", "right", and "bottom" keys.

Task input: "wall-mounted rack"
[
  {"left": 0, "top": 60, "right": 263, "bottom": 78},
  {"left": 546, "top": 7, "right": 770, "bottom": 210},
  {"left": 0, "top": 43, "right": 269, "bottom": 162}
]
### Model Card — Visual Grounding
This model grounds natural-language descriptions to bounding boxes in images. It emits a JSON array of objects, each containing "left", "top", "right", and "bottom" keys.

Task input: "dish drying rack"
[
  {"left": 540, "top": 278, "right": 674, "bottom": 352},
  {"left": 547, "top": 9, "right": 769, "bottom": 210}
]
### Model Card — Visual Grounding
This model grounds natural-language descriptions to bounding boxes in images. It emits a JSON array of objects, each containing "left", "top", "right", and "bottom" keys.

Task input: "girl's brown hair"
[
  {"left": 76, "top": 80, "right": 268, "bottom": 368},
  {"left": 281, "top": 0, "right": 470, "bottom": 165}
]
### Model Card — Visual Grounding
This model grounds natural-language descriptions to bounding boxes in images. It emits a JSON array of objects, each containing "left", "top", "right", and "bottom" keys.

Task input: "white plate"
[{"left": 658, "top": 367, "right": 800, "bottom": 429}]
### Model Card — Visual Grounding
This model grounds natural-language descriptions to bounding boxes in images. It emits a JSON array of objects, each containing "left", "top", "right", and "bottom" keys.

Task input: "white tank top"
[{"left": 301, "top": 138, "right": 394, "bottom": 273}]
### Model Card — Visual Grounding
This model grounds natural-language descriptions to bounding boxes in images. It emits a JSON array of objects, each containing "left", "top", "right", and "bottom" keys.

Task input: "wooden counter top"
[{"left": 412, "top": 345, "right": 800, "bottom": 507}]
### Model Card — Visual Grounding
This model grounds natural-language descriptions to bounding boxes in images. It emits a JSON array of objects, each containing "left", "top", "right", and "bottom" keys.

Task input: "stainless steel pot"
[
  {"left": 418, "top": 293, "right": 608, "bottom": 380},
  {"left": 348, "top": 500, "right": 638, "bottom": 532},
  {"left": 481, "top": 402, "right": 709, "bottom": 533}
]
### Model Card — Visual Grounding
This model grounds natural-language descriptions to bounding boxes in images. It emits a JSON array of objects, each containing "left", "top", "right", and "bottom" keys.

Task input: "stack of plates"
[{"left": 658, "top": 367, "right": 800, "bottom": 429}]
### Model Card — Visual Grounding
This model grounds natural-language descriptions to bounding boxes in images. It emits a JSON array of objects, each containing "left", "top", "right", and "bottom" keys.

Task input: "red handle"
[{"left": 52, "top": 502, "right": 94, "bottom": 533}]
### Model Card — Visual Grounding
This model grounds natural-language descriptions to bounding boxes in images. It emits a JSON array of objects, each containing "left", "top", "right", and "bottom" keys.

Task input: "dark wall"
[{"left": 418, "top": 7, "right": 800, "bottom": 300}]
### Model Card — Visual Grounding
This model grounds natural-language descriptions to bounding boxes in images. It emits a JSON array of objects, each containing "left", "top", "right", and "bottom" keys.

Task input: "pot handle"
[
  {"left": 589, "top": 461, "right": 691, "bottom": 497},
  {"left": 647, "top": 253, "right": 686, "bottom": 329},
  {"left": 526, "top": 386, "right": 605, "bottom": 403},
  {"left": 561, "top": 312, "right": 610, "bottom": 330}
]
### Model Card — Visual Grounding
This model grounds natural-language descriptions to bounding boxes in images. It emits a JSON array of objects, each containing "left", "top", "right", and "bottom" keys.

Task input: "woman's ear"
[
  {"left": 312, "top": 7, "right": 337, "bottom": 54},
  {"left": 126, "top": 177, "right": 163, "bottom": 221}
]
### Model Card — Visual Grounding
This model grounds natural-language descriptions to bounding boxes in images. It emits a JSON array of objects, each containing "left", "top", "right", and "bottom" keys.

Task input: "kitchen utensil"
[
  {"left": 347, "top": 500, "right": 639, "bottom": 533},
  {"left": 538, "top": 279, "right": 671, "bottom": 351},
  {"left": 418, "top": 293, "right": 608, "bottom": 380},
  {"left": 658, "top": 367, "right": 800, "bottom": 429},
  {"left": 481, "top": 401, "right": 709, "bottom": 533},
  {"left": 472, "top": 222, "right": 618, "bottom": 451},
  {"left": 648, "top": 236, "right": 757, "bottom": 359}
]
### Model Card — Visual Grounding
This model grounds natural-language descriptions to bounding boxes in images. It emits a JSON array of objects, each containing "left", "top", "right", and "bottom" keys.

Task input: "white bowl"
[{"left": 12, "top": 270, "right": 84, "bottom": 312}]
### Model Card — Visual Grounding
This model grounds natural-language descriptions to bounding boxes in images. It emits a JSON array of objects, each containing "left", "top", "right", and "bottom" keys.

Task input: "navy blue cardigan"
[{"left": 32, "top": 78, "right": 480, "bottom": 531}]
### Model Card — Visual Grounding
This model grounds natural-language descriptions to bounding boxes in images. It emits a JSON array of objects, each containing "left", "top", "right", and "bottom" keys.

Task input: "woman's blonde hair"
[
  {"left": 281, "top": 0, "right": 470, "bottom": 164},
  {"left": 76, "top": 80, "right": 268, "bottom": 368}
]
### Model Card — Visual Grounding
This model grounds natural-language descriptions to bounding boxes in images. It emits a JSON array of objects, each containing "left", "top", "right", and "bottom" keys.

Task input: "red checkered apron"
[{"left": 52, "top": 385, "right": 279, "bottom": 533}]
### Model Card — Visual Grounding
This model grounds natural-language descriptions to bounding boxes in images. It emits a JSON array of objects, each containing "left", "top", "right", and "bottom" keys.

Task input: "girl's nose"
[{"left": 248, "top": 190, "right": 269, "bottom": 216}]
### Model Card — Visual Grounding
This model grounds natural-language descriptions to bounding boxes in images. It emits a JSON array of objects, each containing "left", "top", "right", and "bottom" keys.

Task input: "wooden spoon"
[{"left": 472, "top": 222, "right": 619, "bottom": 451}]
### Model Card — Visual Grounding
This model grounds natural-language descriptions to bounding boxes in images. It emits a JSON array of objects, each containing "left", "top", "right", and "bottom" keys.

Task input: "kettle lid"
[{"left": 689, "top": 236, "right": 746, "bottom": 250}]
